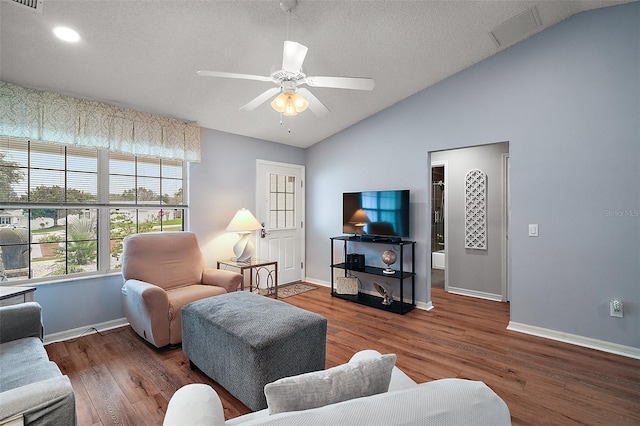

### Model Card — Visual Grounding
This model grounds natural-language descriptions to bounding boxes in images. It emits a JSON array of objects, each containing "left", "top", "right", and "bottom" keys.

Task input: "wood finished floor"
[{"left": 46, "top": 285, "right": 640, "bottom": 425}]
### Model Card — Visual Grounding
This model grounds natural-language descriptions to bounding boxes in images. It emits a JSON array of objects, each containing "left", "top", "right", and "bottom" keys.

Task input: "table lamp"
[
  {"left": 349, "top": 208, "right": 370, "bottom": 235},
  {"left": 226, "top": 208, "right": 262, "bottom": 262}
]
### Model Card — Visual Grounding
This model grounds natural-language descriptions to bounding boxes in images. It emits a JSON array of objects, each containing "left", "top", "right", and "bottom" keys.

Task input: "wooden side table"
[
  {"left": 0, "top": 286, "right": 36, "bottom": 307},
  {"left": 217, "top": 259, "right": 278, "bottom": 298}
]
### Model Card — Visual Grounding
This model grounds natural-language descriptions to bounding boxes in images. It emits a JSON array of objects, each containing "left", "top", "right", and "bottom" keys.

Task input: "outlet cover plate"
[{"left": 610, "top": 300, "right": 624, "bottom": 318}]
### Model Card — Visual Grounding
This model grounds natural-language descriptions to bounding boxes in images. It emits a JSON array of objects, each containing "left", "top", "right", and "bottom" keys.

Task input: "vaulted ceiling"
[{"left": 0, "top": 0, "right": 633, "bottom": 148}]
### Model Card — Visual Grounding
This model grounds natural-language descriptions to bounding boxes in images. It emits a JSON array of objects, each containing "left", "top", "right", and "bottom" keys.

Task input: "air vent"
[
  {"left": 490, "top": 7, "right": 541, "bottom": 48},
  {"left": 4, "top": 0, "right": 44, "bottom": 12}
]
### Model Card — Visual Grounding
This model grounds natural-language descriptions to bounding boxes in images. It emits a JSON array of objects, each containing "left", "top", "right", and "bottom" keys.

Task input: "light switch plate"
[{"left": 528, "top": 224, "right": 539, "bottom": 237}]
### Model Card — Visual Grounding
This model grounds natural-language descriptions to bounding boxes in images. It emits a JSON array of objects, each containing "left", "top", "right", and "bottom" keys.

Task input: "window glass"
[
  {"left": 0, "top": 140, "right": 186, "bottom": 283},
  {"left": 268, "top": 174, "right": 295, "bottom": 229}
]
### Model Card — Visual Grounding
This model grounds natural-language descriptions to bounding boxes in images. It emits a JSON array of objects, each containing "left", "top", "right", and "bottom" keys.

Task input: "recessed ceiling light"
[{"left": 53, "top": 26, "right": 80, "bottom": 43}]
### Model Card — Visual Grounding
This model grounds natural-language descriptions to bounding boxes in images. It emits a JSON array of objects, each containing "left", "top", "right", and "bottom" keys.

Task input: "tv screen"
[{"left": 343, "top": 190, "right": 410, "bottom": 239}]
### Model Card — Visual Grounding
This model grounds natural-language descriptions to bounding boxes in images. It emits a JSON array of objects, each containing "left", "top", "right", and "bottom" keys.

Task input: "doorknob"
[{"left": 260, "top": 223, "right": 269, "bottom": 238}]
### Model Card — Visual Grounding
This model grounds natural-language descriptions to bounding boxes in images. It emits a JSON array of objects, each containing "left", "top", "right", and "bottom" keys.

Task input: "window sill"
[{"left": 0, "top": 271, "right": 122, "bottom": 287}]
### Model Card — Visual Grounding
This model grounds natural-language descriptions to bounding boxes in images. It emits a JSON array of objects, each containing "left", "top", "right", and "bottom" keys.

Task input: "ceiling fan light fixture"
[
  {"left": 292, "top": 92, "right": 309, "bottom": 112},
  {"left": 271, "top": 91, "right": 308, "bottom": 116},
  {"left": 271, "top": 92, "right": 288, "bottom": 113}
]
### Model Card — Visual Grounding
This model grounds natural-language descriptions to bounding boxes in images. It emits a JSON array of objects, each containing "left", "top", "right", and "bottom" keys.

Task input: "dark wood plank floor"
[{"left": 46, "top": 285, "right": 640, "bottom": 425}]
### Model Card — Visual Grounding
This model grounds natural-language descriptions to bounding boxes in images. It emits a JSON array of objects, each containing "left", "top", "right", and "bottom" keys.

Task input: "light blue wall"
[
  {"left": 305, "top": 3, "right": 639, "bottom": 348},
  {"left": 189, "top": 128, "right": 305, "bottom": 265},
  {"left": 33, "top": 275, "right": 125, "bottom": 335}
]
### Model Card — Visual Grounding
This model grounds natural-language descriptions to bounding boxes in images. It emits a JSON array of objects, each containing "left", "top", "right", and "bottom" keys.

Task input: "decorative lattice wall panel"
[{"left": 464, "top": 169, "right": 487, "bottom": 250}]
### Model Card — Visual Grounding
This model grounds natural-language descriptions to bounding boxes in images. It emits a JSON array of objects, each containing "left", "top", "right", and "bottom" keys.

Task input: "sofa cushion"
[
  {"left": 0, "top": 337, "right": 62, "bottom": 392},
  {"left": 264, "top": 353, "right": 396, "bottom": 415},
  {"left": 243, "top": 379, "right": 511, "bottom": 426}
]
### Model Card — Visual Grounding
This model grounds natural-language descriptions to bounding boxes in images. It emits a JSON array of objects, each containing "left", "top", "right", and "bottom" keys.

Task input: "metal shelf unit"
[{"left": 330, "top": 235, "right": 415, "bottom": 314}]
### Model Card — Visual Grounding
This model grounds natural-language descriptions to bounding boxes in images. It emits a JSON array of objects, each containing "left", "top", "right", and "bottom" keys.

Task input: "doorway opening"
[
  {"left": 429, "top": 142, "right": 509, "bottom": 302},
  {"left": 431, "top": 164, "right": 445, "bottom": 288}
]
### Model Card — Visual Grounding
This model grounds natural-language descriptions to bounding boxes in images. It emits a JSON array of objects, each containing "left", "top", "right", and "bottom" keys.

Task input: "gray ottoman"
[{"left": 181, "top": 291, "right": 327, "bottom": 411}]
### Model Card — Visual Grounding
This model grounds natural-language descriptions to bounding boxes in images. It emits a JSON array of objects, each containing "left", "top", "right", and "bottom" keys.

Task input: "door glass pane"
[{"left": 269, "top": 173, "right": 295, "bottom": 229}]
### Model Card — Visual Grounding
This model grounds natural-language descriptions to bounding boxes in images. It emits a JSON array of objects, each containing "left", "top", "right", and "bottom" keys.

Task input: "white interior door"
[{"left": 256, "top": 160, "right": 305, "bottom": 285}]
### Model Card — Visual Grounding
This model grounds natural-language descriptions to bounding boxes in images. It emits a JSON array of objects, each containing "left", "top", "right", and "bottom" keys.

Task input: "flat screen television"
[{"left": 343, "top": 190, "right": 410, "bottom": 240}]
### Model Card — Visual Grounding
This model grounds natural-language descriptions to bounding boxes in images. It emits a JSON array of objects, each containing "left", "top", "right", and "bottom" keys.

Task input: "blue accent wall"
[{"left": 305, "top": 3, "right": 639, "bottom": 348}]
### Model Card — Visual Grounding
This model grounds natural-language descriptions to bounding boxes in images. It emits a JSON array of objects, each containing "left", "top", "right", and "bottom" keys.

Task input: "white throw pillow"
[
  {"left": 264, "top": 353, "right": 397, "bottom": 415},
  {"left": 163, "top": 384, "right": 226, "bottom": 426}
]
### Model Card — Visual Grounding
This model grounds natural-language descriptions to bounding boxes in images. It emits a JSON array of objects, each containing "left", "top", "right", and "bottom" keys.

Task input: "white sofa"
[{"left": 164, "top": 350, "right": 511, "bottom": 425}]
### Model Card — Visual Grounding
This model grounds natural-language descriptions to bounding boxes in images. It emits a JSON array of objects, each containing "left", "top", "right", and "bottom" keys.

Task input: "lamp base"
[{"left": 233, "top": 233, "right": 255, "bottom": 263}]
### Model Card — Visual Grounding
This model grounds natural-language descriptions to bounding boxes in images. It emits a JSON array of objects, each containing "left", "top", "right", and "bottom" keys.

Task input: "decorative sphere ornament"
[{"left": 382, "top": 249, "right": 397, "bottom": 275}]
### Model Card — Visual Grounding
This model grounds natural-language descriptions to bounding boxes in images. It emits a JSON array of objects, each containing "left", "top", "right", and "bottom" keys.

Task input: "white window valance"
[{"left": 0, "top": 81, "right": 200, "bottom": 162}]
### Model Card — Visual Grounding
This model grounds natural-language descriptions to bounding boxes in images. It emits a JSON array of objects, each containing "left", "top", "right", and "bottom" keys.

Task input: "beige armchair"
[{"left": 121, "top": 231, "right": 243, "bottom": 348}]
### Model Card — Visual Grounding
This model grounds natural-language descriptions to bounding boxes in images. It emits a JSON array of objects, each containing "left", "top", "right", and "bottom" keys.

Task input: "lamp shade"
[
  {"left": 226, "top": 208, "right": 262, "bottom": 233},
  {"left": 271, "top": 91, "right": 309, "bottom": 116},
  {"left": 349, "top": 209, "right": 370, "bottom": 225}
]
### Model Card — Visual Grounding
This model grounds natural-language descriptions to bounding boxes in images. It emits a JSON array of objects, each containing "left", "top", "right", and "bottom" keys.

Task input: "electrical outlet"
[{"left": 610, "top": 300, "right": 624, "bottom": 318}]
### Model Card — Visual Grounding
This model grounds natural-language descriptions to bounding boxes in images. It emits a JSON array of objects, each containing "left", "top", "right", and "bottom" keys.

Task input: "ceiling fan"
[{"left": 196, "top": 40, "right": 375, "bottom": 117}]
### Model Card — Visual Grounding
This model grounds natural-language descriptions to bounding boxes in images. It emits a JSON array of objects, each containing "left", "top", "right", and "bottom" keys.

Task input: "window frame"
[{"left": 0, "top": 141, "right": 189, "bottom": 285}]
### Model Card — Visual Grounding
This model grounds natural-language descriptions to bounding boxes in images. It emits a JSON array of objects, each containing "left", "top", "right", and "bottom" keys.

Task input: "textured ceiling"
[{"left": 0, "top": 0, "right": 634, "bottom": 148}]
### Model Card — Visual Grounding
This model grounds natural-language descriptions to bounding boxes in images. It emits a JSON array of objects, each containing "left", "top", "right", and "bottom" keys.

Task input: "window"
[
  {"left": 269, "top": 173, "right": 295, "bottom": 229},
  {"left": 0, "top": 139, "right": 187, "bottom": 282}
]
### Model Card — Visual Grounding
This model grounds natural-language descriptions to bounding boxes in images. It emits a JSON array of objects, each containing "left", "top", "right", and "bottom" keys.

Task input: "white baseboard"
[
  {"left": 44, "top": 318, "right": 129, "bottom": 345},
  {"left": 447, "top": 286, "right": 503, "bottom": 302},
  {"left": 304, "top": 277, "right": 330, "bottom": 287},
  {"left": 507, "top": 321, "right": 640, "bottom": 360},
  {"left": 416, "top": 300, "right": 434, "bottom": 311}
]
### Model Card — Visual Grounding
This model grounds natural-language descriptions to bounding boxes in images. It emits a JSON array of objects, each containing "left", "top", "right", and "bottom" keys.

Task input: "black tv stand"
[
  {"left": 359, "top": 235, "right": 401, "bottom": 243},
  {"left": 330, "top": 235, "right": 415, "bottom": 314}
]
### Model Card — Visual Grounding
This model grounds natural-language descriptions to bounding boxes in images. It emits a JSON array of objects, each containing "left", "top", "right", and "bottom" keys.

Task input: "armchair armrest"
[
  {"left": 121, "top": 279, "right": 170, "bottom": 347},
  {"left": 202, "top": 268, "right": 243, "bottom": 293},
  {"left": 0, "top": 375, "right": 76, "bottom": 426},
  {"left": 0, "top": 302, "right": 42, "bottom": 344},
  {"left": 122, "top": 279, "right": 170, "bottom": 308},
  {"left": 163, "top": 384, "right": 225, "bottom": 426}
]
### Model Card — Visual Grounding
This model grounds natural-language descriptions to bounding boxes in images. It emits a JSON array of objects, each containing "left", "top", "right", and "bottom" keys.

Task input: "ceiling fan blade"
[
  {"left": 197, "top": 70, "right": 272, "bottom": 82},
  {"left": 298, "top": 88, "right": 329, "bottom": 116},
  {"left": 239, "top": 87, "right": 281, "bottom": 112},
  {"left": 304, "top": 76, "right": 375, "bottom": 91},
  {"left": 282, "top": 41, "right": 308, "bottom": 74}
]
